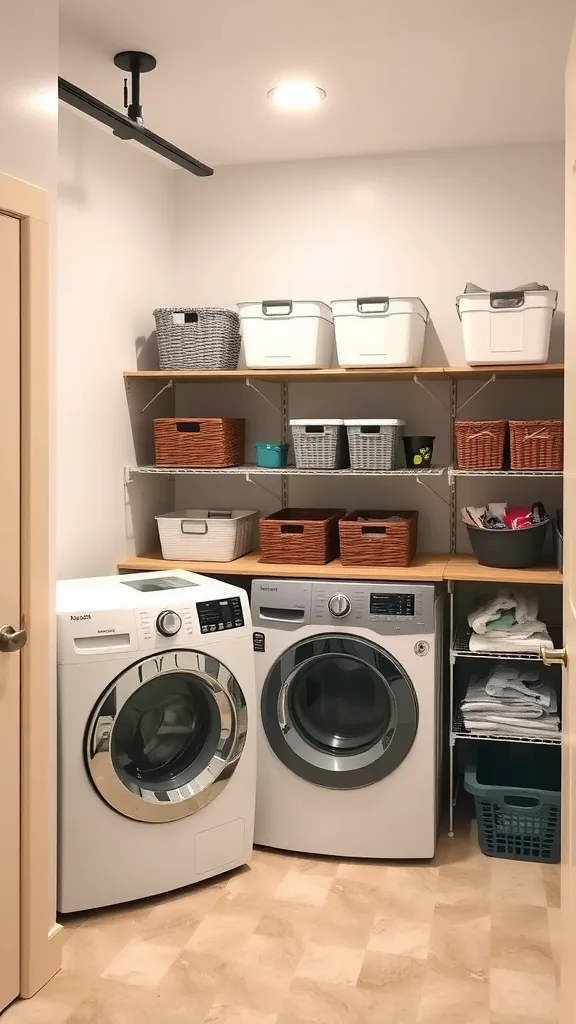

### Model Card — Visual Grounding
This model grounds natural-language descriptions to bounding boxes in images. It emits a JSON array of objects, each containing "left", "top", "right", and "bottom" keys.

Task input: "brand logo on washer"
[
  {"left": 259, "top": 586, "right": 277, "bottom": 592},
  {"left": 70, "top": 614, "right": 91, "bottom": 621},
  {"left": 414, "top": 641, "right": 429, "bottom": 656}
]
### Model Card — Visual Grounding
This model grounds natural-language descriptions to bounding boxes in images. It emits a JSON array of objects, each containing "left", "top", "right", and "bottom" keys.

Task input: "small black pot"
[{"left": 403, "top": 435, "right": 435, "bottom": 468}]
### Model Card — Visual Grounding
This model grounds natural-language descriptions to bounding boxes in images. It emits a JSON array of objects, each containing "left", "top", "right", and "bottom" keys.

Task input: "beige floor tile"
[
  {"left": 548, "top": 907, "right": 561, "bottom": 974},
  {"left": 378, "top": 866, "right": 439, "bottom": 923},
  {"left": 101, "top": 939, "right": 180, "bottom": 988},
  {"left": 368, "top": 914, "right": 431, "bottom": 959},
  {"left": 491, "top": 860, "right": 547, "bottom": 906},
  {"left": 310, "top": 878, "right": 378, "bottom": 950},
  {"left": 491, "top": 903, "right": 555, "bottom": 975},
  {"left": 2, "top": 999, "right": 72, "bottom": 1023},
  {"left": 418, "top": 963, "right": 490, "bottom": 1023},
  {"left": 489, "top": 968, "right": 558, "bottom": 1020},
  {"left": 61, "top": 919, "right": 140, "bottom": 974},
  {"left": 279, "top": 977, "right": 358, "bottom": 1024},
  {"left": 240, "top": 932, "right": 304, "bottom": 974},
  {"left": 356, "top": 951, "right": 425, "bottom": 1022},
  {"left": 255, "top": 898, "right": 320, "bottom": 945},
  {"left": 542, "top": 864, "right": 561, "bottom": 909},
  {"left": 185, "top": 911, "right": 259, "bottom": 959},
  {"left": 334, "top": 859, "right": 391, "bottom": 889},
  {"left": 490, "top": 1015, "right": 558, "bottom": 1024},
  {"left": 292, "top": 853, "right": 340, "bottom": 877},
  {"left": 273, "top": 869, "right": 333, "bottom": 906},
  {"left": 295, "top": 942, "right": 365, "bottom": 986},
  {"left": 206, "top": 1005, "right": 277, "bottom": 1024},
  {"left": 428, "top": 901, "right": 490, "bottom": 980},
  {"left": 157, "top": 949, "right": 226, "bottom": 1015},
  {"left": 216, "top": 960, "right": 293, "bottom": 1015},
  {"left": 437, "top": 860, "right": 491, "bottom": 906}
]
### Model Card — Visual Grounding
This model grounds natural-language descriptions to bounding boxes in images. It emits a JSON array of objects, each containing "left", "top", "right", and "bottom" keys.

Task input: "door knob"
[
  {"left": 0, "top": 625, "right": 28, "bottom": 653},
  {"left": 541, "top": 646, "right": 567, "bottom": 668}
]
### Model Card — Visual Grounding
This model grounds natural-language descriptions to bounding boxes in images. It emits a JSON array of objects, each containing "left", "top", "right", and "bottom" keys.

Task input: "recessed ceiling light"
[{"left": 267, "top": 82, "right": 326, "bottom": 111}]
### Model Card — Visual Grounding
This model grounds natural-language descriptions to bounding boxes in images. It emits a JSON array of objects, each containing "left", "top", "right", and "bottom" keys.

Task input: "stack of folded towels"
[
  {"left": 467, "top": 590, "right": 553, "bottom": 654},
  {"left": 461, "top": 664, "right": 560, "bottom": 739}
]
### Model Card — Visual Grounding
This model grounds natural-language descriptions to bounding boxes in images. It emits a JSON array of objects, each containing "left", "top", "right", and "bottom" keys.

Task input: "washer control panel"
[
  {"left": 197, "top": 596, "right": 245, "bottom": 634},
  {"left": 156, "top": 610, "right": 182, "bottom": 637},
  {"left": 328, "top": 593, "right": 351, "bottom": 618},
  {"left": 369, "top": 592, "right": 415, "bottom": 617}
]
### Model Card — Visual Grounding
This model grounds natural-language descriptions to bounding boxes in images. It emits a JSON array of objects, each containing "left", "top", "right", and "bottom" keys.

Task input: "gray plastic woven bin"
[
  {"left": 153, "top": 307, "right": 240, "bottom": 370},
  {"left": 290, "top": 420, "right": 347, "bottom": 469},
  {"left": 345, "top": 419, "right": 405, "bottom": 471}
]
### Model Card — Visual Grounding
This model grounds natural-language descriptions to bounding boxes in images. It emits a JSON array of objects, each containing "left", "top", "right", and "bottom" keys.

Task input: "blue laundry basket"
[{"left": 464, "top": 743, "right": 561, "bottom": 863}]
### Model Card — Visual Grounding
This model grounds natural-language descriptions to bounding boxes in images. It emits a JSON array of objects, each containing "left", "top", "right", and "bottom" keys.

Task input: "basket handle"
[
  {"left": 207, "top": 510, "right": 233, "bottom": 519},
  {"left": 281, "top": 524, "right": 304, "bottom": 533},
  {"left": 502, "top": 794, "right": 542, "bottom": 810},
  {"left": 357, "top": 297, "right": 390, "bottom": 313},
  {"left": 490, "top": 290, "right": 525, "bottom": 309},
  {"left": 469, "top": 430, "right": 496, "bottom": 440},
  {"left": 360, "top": 425, "right": 382, "bottom": 434},
  {"left": 181, "top": 520, "right": 208, "bottom": 535},
  {"left": 170, "top": 309, "right": 199, "bottom": 324},
  {"left": 262, "top": 300, "right": 293, "bottom": 316},
  {"left": 524, "top": 428, "right": 551, "bottom": 441},
  {"left": 176, "top": 422, "right": 201, "bottom": 433},
  {"left": 361, "top": 526, "right": 387, "bottom": 535},
  {"left": 305, "top": 425, "right": 325, "bottom": 434}
]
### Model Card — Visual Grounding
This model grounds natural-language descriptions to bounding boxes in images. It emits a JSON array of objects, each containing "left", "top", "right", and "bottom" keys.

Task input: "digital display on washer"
[
  {"left": 370, "top": 593, "right": 415, "bottom": 616},
  {"left": 121, "top": 576, "right": 199, "bottom": 592},
  {"left": 197, "top": 597, "right": 244, "bottom": 634}
]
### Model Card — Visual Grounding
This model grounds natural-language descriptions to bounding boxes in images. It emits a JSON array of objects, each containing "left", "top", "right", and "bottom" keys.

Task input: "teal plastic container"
[{"left": 255, "top": 443, "right": 288, "bottom": 468}]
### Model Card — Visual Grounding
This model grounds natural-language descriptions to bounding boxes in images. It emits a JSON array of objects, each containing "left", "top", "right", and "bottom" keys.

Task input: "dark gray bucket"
[{"left": 466, "top": 520, "right": 549, "bottom": 569}]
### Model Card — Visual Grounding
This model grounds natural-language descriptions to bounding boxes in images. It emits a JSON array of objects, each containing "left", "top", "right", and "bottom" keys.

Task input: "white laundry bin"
[
  {"left": 331, "top": 296, "right": 429, "bottom": 367},
  {"left": 238, "top": 300, "right": 334, "bottom": 368},
  {"left": 156, "top": 509, "right": 258, "bottom": 561},
  {"left": 456, "top": 289, "right": 558, "bottom": 365}
]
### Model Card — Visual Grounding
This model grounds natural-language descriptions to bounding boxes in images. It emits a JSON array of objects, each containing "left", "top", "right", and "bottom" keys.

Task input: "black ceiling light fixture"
[{"left": 58, "top": 50, "right": 213, "bottom": 177}]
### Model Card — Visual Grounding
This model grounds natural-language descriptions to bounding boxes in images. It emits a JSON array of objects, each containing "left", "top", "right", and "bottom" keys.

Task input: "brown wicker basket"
[
  {"left": 455, "top": 420, "right": 507, "bottom": 469},
  {"left": 154, "top": 418, "right": 245, "bottom": 468},
  {"left": 259, "top": 508, "right": 345, "bottom": 564},
  {"left": 509, "top": 419, "right": 564, "bottom": 470},
  {"left": 339, "top": 510, "right": 418, "bottom": 567}
]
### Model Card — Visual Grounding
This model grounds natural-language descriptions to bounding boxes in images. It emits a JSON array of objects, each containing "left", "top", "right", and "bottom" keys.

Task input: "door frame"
[{"left": 0, "top": 172, "right": 62, "bottom": 997}]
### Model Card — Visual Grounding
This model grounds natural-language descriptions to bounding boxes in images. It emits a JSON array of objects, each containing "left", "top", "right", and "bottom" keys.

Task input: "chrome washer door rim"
[
  {"left": 261, "top": 633, "right": 418, "bottom": 790},
  {"left": 86, "top": 649, "right": 247, "bottom": 822}
]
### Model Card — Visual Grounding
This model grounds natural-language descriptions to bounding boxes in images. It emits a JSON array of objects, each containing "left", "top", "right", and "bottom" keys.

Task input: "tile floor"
[{"left": 5, "top": 820, "right": 561, "bottom": 1023}]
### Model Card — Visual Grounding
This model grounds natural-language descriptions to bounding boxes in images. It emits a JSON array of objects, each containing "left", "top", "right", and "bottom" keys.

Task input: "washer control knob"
[
  {"left": 156, "top": 610, "right": 182, "bottom": 637},
  {"left": 328, "top": 593, "right": 351, "bottom": 618}
]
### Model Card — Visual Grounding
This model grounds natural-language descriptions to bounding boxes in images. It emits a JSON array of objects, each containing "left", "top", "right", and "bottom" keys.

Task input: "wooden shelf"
[
  {"left": 117, "top": 551, "right": 449, "bottom": 581},
  {"left": 445, "top": 363, "right": 564, "bottom": 379},
  {"left": 123, "top": 367, "right": 447, "bottom": 383},
  {"left": 124, "top": 364, "right": 563, "bottom": 384},
  {"left": 443, "top": 553, "right": 562, "bottom": 585}
]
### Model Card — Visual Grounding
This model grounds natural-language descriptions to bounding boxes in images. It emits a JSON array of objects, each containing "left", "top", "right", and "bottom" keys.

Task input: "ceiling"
[{"left": 59, "top": 0, "right": 575, "bottom": 168}]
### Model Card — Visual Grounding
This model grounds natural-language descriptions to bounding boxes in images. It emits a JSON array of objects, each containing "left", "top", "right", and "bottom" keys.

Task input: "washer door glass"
[
  {"left": 87, "top": 650, "right": 247, "bottom": 822},
  {"left": 261, "top": 634, "right": 418, "bottom": 789}
]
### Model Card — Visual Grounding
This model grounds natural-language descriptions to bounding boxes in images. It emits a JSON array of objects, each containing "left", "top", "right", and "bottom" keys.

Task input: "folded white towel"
[
  {"left": 463, "top": 719, "right": 560, "bottom": 740},
  {"left": 469, "top": 630, "right": 553, "bottom": 654},
  {"left": 467, "top": 590, "right": 539, "bottom": 635},
  {"left": 463, "top": 706, "right": 546, "bottom": 720},
  {"left": 486, "top": 669, "right": 554, "bottom": 707}
]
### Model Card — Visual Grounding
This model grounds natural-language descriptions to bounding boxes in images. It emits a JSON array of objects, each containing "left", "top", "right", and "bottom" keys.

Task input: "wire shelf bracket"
[
  {"left": 456, "top": 374, "right": 496, "bottom": 414},
  {"left": 415, "top": 475, "right": 450, "bottom": 506},
  {"left": 246, "top": 378, "right": 281, "bottom": 413},
  {"left": 139, "top": 379, "right": 174, "bottom": 415},
  {"left": 412, "top": 374, "right": 449, "bottom": 412},
  {"left": 245, "top": 472, "right": 281, "bottom": 500}
]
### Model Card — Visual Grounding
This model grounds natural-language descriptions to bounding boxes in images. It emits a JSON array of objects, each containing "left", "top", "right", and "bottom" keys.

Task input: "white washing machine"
[
  {"left": 57, "top": 569, "right": 255, "bottom": 912},
  {"left": 252, "top": 579, "right": 443, "bottom": 859}
]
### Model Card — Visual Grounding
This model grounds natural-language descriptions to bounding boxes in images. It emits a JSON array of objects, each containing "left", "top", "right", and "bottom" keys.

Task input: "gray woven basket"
[
  {"left": 153, "top": 307, "right": 240, "bottom": 370},
  {"left": 346, "top": 423, "right": 404, "bottom": 470},
  {"left": 291, "top": 422, "right": 346, "bottom": 469}
]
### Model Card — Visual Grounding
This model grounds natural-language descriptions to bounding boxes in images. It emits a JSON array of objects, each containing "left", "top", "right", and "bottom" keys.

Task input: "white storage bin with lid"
[
  {"left": 331, "top": 296, "right": 429, "bottom": 367},
  {"left": 156, "top": 509, "right": 258, "bottom": 562},
  {"left": 290, "top": 419, "right": 346, "bottom": 469},
  {"left": 344, "top": 419, "right": 405, "bottom": 470},
  {"left": 238, "top": 300, "right": 334, "bottom": 368},
  {"left": 456, "top": 289, "right": 558, "bottom": 365}
]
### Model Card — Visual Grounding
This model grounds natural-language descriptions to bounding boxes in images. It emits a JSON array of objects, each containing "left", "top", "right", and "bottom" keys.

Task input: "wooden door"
[
  {"left": 563, "top": 19, "right": 576, "bottom": 1024},
  {"left": 0, "top": 211, "right": 22, "bottom": 1011}
]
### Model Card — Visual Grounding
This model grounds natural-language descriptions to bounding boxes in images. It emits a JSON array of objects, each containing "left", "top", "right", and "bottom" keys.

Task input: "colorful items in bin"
[
  {"left": 455, "top": 419, "right": 506, "bottom": 469},
  {"left": 331, "top": 296, "right": 429, "bottom": 368},
  {"left": 456, "top": 282, "right": 557, "bottom": 367},
  {"left": 238, "top": 300, "right": 334, "bottom": 369},
  {"left": 153, "top": 307, "right": 240, "bottom": 370},
  {"left": 156, "top": 509, "right": 258, "bottom": 562},
  {"left": 255, "top": 442, "right": 288, "bottom": 468},
  {"left": 403, "top": 435, "right": 434, "bottom": 468},
  {"left": 345, "top": 419, "right": 405, "bottom": 471},
  {"left": 461, "top": 502, "right": 549, "bottom": 569},
  {"left": 509, "top": 419, "right": 563, "bottom": 470},
  {"left": 290, "top": 420, "right": 346, "bottom": 469},
  {"left": 258, "top": 508, "right": 345, "bottom": 565},
  {"left": 339, "top": 510, "right": 418, "bottom": 567},
  {"left": 154, "top": 417, "right": 245, "bottom": 468},
  {"left": 464, "top": 744, "right": 561, "bottom": 863}
]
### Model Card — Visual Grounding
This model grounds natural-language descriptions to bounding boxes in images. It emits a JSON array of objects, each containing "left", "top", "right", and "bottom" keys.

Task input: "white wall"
[
  {"left": 57, "top": 108, "right": 179, "bottom": 578},
  {"left": 171, "top": 143, "right": 564, "bottom": 553},
  {"left": 0, "top": 0, "right": 57, "bottom": 190}
]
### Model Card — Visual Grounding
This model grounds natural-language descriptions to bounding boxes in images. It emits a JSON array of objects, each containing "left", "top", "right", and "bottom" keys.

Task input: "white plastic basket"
[
  {"left": 332, "top": 296, "right": 428, "bottom": 367},
  {"left": 156, "top": 509, "right": 258, "bottom": 562},
  {"left": 238, "top": 300, "right": 334, "bottom": 368},
  {"left": 344, "top": 419, "right": 405, "bottom": 470},
  {"left": 456, "top": 289, "right": 557, "bottom": 365}
]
